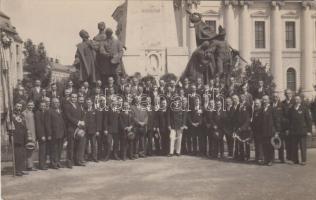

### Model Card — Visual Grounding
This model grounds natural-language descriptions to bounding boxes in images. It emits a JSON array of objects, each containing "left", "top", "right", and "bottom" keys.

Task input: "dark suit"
[
  {"left": 188, "top": 108, "right": 203, "bottom": 155},
  {"left": 146, "top": 109, "right": 157, "bottom": 156},
  {"left": 96, "top": 108, "right": 105, "bottom": 159},
  {"left": 223, "top": 106, "right": 234, "bottom": 157},
  {"left": 210, "top": 110, "right": 226, "bottom": 158},
  {"left": 311, "top": 98, "right": 316, "bottom": 126},
  {"left": 261, "top": 106, "right": 275, "bottom": 164},
  {"left": 204, "top": 110, "right": 214, "bottom": 157},
  {"left": 271, "top": 101, "right": 284, "bottom": 161},
  {"left": 251, "top": 109, "right": 263, "bottom": 161},
  {"left": 64, "top": 102, "right": 85, "bottom": 166},
  {"left": 29, "top": 87, "right": 42, "bottom": 108},
  {"left": 119, "top": 111, "right": 134, "bottom": 159},
  {"left": 234, "top": 104, "right": 251, "bottom": 161},
  {"left": 289, "top": 105, "right": 312, "bottom": 163},
  {"left": 157, "top": 110, "right": 170, "bottom": 155},
  {"left": 104, "top": 109, "right": 120, "bottom": 159},
  {"left": 84, "top": 108, "right": 98, "bottom": 161},
  {"left": 12, "top": 113, "right": 27, "bottom": 173},
  {"left": 46, "top": 109, "right": 66, "bottom": 167},
  {"left": 35, "top": 110, "right": 48, "bottom": 169},
  {"left": 281, "top": 99, "right": 294, "bottom": 160}
]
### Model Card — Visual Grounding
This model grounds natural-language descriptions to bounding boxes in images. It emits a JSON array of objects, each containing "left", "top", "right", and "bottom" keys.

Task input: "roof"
[
  {"left": 0, "top": 10, "right": 10, "bottom": 20},
  {"left": 50, "top": 61, "right": 75, "bottom": 73}
]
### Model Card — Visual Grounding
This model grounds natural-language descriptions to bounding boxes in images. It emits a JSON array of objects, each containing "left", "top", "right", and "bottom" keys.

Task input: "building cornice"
[
  {"left": 281, "top": 11, "right": 299, "bottom": 19},
  {"left": 250, "top": 10, "right": 269, "bottom": 18},
  {"left": 201, "top": 9, "right": 220, "bottom": 17}
]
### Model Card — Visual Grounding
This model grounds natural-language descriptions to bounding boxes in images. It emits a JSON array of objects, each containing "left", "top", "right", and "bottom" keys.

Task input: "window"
[
  {"left": 287, "top": 68, "right": 296, "bottom": 92},
  {"left": 205, "top": 20, "right": 216, "bottom": 33},
  {"left": 255, "top": 21, "right": 265, "bottom": 48},
  {"left": 285, "top": 22, "right": 296, "bottom": 48}
]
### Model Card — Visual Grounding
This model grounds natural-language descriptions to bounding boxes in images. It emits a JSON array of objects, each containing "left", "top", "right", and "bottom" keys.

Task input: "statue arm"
[{"left": 73, "top": 48, "right": 80, "bottom": 67}]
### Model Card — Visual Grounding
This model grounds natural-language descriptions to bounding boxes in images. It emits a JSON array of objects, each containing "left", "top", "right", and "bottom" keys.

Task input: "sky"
[{"left": 2, "top": 0, "right": 124, "bottom": 65}]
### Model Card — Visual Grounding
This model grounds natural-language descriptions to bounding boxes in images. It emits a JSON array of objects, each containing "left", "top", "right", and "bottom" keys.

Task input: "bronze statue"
[
  {"left": 181, "top": 11, "right": 244, "bottom": 83},
  {"left": 180, "top": 41, "right": 216, "bottom": 84},
  {"left": 73, "top": 30, "right": 96, "bottom": 83},
  {"left": 93, "top": 23, "right": 126, "bottom": 85}
]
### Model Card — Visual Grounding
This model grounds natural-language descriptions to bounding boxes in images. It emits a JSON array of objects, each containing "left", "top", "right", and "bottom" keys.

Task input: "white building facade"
[
  {"left": 113, "top": 0, "right": 316, "bottom": 98},
  {"left": 195, "top": 0, "right": 316, "bottom": 97}
]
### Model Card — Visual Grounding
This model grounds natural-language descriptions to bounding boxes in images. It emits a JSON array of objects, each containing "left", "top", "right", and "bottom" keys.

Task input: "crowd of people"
[{"left": 9, "top": 74, "right": 316, "bottom": 176}]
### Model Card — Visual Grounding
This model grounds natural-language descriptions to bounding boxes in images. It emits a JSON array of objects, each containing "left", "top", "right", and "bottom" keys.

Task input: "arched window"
[{"left": 286, "top": 68, "right": 296, "bottom": 92}]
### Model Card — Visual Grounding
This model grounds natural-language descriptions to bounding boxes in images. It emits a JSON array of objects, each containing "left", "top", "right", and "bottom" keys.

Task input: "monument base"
[{"left": 123, "top": 47, "right": 189, "bottom": 79}]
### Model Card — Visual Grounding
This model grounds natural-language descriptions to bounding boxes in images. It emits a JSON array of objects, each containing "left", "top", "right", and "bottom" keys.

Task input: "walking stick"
[{"left": 232, "top": 133, "right": 236, "bottom": 158}]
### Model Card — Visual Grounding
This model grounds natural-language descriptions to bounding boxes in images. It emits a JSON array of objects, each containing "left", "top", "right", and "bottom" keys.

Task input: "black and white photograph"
[{"left": 1, "top": 0, "right": 316, "bottom": 199}]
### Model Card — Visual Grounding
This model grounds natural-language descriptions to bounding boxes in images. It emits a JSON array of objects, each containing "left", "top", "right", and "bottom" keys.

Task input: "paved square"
[{"left": 2, "top": 149, "right": 316, "bottom": 200}]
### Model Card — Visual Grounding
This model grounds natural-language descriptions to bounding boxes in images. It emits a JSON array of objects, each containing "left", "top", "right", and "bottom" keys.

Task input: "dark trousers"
[
  {"left": 153, "top": 130, "right": 161, "bottom": 155},
  {"left": 121, "top": 135, "right": 134, "bottom": 159},
  {"left": 134, "top": 127, "right": 146, "bottom": 156},
  {"left": 38, "top": 141, "right": 47, "bottom": 168},
  {"left": 225, "top": 132, "right": 234, "bottom": 157},
  {"left": 14, "top": 144, "right": 26, "bottom": 173},
  {"left": 206, "top": 129, "right": 213, "bottom": 156},
  {"left": 85, "top": 134, "right": 97, "bottom": 160},
  {"left": 97, "top": 134, "right": 105, "bottom": 160},
  {"left": 146, "top": 129, "right": 154, "bottom": 155},
  {"left": 276, "top": 134, "right": 286, "bottom": 161},
  {"left": 160, "top": 129, "right": 170, "bottom": 155},
  {"left": 104, "top": 133, "right": 119, "bottom": 158},
  {"left": 199, "top": 129, "right": 207, "bottom": 155},
  {"left": 188, "top": 126, "right": 200, "bottom": 154},
  {"left": 51, "top": 138, "right": 63, "bottom": 167},
  {"left": 253, "top": 136, "right": 263, "bottom": 161},
  {"left": 291, "top": 135, "right": 307, "bottom": 163},
  {"left": 181, "top": 129, "right": 189, "bottom": 154},
  {"left": 233, "top": 131, "right": 250, "bottom": 161},
  {"left": 211, "top": 133, "right": 224, "bottom": 158},
  {"left": 67, "top": 133, "right": 86, "bottom": 166},
  {"left": 263, "top": 137, "right": 274, "bottom": 163},
  {"left": 285, "top": 134, "right": 292, "bottom": 160}
]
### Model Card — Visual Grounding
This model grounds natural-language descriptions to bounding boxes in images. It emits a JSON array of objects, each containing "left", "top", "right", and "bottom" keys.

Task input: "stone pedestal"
[{"left": 112, "top": 0, "right": 189, "bottom": 78}]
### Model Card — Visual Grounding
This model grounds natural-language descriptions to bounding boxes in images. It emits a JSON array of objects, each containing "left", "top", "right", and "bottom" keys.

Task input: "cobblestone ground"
[{"left": 2, "top": 149, "right": 316, "bottom": 200}]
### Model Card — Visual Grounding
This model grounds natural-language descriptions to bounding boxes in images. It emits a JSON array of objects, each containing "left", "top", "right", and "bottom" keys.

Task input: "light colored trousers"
[
  {"left": 26, "top": 149, "right": 35, "bottom": 169},
  {"left": 169, "top": 129, "right": 183, "bottom": 154}
]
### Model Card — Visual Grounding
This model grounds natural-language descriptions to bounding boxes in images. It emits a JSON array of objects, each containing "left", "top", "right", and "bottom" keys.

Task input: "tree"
[
  {"left": 23, "top": 39, "right": 51, "bottom": 90},
  {"left": 244, "top": 59, "right": 275, "bottom": 97}
]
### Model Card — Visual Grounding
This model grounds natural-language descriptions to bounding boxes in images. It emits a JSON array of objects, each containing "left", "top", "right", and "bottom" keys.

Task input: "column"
[
  {"left": 270, "top": 2, "right": 284, "bottom": 95},
  {"left": 239, "top": 2, "right": 251, "bottom": 70},
  {"left": 224, "top": 1, "right": 237, "bottom": 49},
  {"left": 188, "top": 4, "right": 197, "bottom": 55},
  {"left": 301, "top": 2, "right": 314, "bottom": 98}
]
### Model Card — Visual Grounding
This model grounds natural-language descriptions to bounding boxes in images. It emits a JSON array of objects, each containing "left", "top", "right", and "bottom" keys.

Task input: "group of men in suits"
[{"left": 10, "top": 76, "right": 315, "bottom": 176}]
